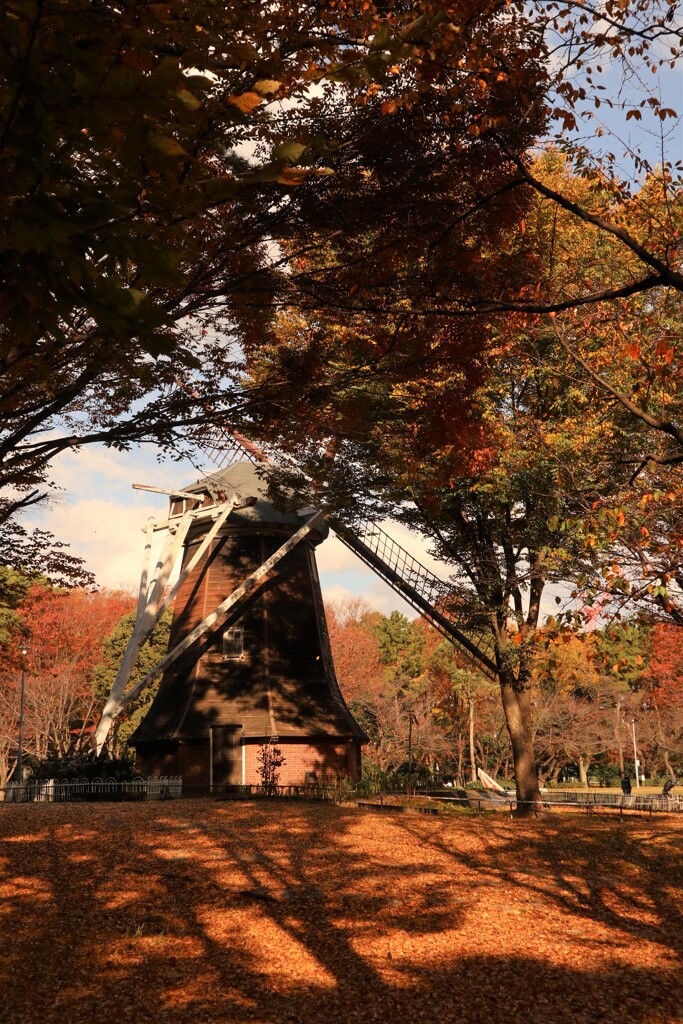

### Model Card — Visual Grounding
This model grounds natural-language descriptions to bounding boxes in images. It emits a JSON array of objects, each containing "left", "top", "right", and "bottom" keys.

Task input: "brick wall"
[
  {"left": 244, "top": 740, "right": 361, "bottom": 786},
  {"left": 135, "top": 736, "right": 363, "bottom": 788}
]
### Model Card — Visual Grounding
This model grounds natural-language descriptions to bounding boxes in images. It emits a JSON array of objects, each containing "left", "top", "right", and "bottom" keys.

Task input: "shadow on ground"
[{"left": 0, "top": 800, "right": 680, "bottom": 1024}]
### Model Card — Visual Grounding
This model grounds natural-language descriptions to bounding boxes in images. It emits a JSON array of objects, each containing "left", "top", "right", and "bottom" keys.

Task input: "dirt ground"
[{"left": 0, "top": 800, "right": 681, "bottom": 1024}]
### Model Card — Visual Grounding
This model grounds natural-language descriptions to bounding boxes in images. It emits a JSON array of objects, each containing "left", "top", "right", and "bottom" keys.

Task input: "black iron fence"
[{"left": 371, "top": 789, "right": 683, "bottom": 816}]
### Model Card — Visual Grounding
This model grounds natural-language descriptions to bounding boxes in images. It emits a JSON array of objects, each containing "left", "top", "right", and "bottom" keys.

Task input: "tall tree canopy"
[
  {"left": 239, "top": 156, "right": 683, "bottom": 812},
  {"left": 2, "top": 0, "right": 680, "bottom": 538}
]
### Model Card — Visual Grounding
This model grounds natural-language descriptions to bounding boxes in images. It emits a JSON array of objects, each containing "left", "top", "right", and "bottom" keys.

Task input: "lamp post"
[
  {"left": 407, "top": 713, "right": 418, "bottom": 793},
  {"left": 16, "top": 644, "right": 30, "bottom": 787},
  {"left": 631, "top": 718, "right": 640, "bottom": 789}
]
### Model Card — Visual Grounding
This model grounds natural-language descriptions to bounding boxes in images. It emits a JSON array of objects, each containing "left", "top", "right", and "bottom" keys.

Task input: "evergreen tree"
[{"left": 92, "top": 609, "right": 172, "bottom": 756}]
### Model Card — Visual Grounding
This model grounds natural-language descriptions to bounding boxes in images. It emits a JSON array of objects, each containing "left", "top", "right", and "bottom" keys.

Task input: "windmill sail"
[{"left": 477, "top": 767, "right": 506, "bottom": 794}]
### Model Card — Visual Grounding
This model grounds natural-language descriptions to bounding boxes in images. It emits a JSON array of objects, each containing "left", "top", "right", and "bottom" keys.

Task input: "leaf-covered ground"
[{"left": 0, "top": 801, "right": 681, "bottom": 1023}]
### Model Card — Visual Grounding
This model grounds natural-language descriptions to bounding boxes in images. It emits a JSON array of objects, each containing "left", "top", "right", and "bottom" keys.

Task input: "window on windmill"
[
  {"left": 171, "top": 496, "right": 201, "bottom": 516},
  {"left": 222, "top": 628, "right": 244, "bottom": 660}
]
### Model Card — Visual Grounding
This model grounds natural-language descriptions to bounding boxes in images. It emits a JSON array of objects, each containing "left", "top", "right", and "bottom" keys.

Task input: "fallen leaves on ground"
[{"left": 0, "top": 801, "right": 681, "bottom": 1024}]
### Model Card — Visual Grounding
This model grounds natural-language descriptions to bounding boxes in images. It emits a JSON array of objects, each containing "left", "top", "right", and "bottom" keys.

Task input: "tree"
[
  {"left": 513, "top": 159, "right": 683, "bottom": 625},
  {"left": 645, "top": 623, "right": 683, "bottom": 778},
  {"left": 532, "top": 631, "right": 624, "bottom": 785},
  {"left": 92, "top": 607, "right": 172, "bottom": 757},
  {"left": 428, "top": 640, "right": 497, "bottom": 784},
  {"left": 4, "top": 0, "right": 680, "bottom": 544},
  {"left": 326, "top": 597, "right": 384, "bottom": 708},
  {"left": 0, "top": 523, "right": 95, "bottom": 591},
  {"left": 246, "top": 254, "right": 639, "bottom": 810},
  {"left": 1, "top": 0, "right": 549, "bottom": 528},
  {"left": 0, "top": 585, "right": 134, "bottom": 787},
  {"left": 326, "top": 600, "right": 504, "bottom": 784},
  {"left": 256, "top": 744, "right": 286, "bottom": 794}
]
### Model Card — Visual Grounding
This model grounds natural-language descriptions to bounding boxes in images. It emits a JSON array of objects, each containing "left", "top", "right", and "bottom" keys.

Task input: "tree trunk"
[
  {"left": 538, "top": 757, "right": 557, "bottom": 787},
  {"left": 469, "top": 699, "right": 477, "bottom": 784},
  {"left": 499, "top": 671, "right": 541, "bottom": 815},
  {"left": 578, "top": 756, "right": 588, "bottom": 787}
]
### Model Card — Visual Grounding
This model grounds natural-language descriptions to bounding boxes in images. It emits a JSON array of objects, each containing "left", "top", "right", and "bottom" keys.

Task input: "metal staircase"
[{"left": 329, "top": 516, "right": 497, "bottom": 677}]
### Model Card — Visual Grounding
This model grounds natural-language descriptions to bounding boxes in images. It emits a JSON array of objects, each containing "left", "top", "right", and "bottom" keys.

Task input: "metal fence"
[
  {"left": 2, "top": 777, "right": 680, "bottom": 815},
  {"left": 538, "top": 790, "right": 683, "bottom": 813},
  {"left": 397, "top": 789, "right": 683, "bottom": 816},
  {"left": 1, "top": 776, "right": 183, "bottom": 803},
  {"left": 211, "top": 782, "right": 338, "bottom": 801}
]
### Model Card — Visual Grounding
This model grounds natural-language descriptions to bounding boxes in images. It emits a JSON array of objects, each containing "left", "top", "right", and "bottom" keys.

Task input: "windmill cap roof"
[{"left": 183, "top": 461, "right": 328, "bottom": 539}]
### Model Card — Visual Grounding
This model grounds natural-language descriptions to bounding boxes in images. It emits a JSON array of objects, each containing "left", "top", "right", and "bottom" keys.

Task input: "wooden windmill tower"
[
  {"left": 95, "top": 460, "right": 367, "bottom": 789},
  {"left": 95, "top": 430, "right": 498, "bottom": 789}
]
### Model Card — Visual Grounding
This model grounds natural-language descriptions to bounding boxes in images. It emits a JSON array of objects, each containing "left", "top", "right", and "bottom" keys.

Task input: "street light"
[
  {"left": 631, "top": 718, "right": 640, "bottom": 790},
  {"left": 407, "top": 713, "right": 418, "bottom": 793},
  {"left": 16, "top": 644, "right": 30, "bottom": 787}
]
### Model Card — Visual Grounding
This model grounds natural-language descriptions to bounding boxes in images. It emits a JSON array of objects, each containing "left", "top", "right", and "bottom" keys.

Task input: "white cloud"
[{"left": 24, "top": 443, "right": 206, "bottom": 589}]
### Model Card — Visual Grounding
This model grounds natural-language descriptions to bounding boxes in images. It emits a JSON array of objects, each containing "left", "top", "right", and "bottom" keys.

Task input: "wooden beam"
[
  {"left": 154, "top": 497, "right": 238, "bottom": 622},
  {"left": 132, "top": 483, "right": 204, "bottom": 501},
  {"left": 136, "top": 518, "right": 155, "bottom": 625},
  {"left": 115, "top": 512, "right": 325, "bottom": 714},
  {"left": 93, "top": 508, "right": 196, "bottom": 752}
]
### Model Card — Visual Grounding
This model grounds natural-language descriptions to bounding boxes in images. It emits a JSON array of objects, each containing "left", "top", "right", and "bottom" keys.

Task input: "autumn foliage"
[{"left": 0, "top": 584, "right": 134, "bottom": 787}]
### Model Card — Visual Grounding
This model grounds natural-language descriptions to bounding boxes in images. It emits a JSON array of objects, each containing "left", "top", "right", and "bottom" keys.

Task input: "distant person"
[
  {"left": 662, "top": 778, "right": 678, "bottom": 798},
  {"left": 621, "top": 776, "right": 632, "bottom": 796}
]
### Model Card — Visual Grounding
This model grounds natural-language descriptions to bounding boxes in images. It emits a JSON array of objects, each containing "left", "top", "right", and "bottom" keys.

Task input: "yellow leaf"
[
  {"left": 150, "top": 135, "right": 188, "bottom": 157},
  {"left": 254, "top": 79, "right": 281, "bottom": 95},
  {"left": 381, "top": 99, "right": 399, "bottom": 115},
  {"left": 276, "top": 167, "right": 334, "bottom": 185}
]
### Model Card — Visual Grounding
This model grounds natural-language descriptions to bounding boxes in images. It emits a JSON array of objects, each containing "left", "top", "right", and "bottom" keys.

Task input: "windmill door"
[{"left": 211, "top": 726, "right": 241, "bottom": 788}]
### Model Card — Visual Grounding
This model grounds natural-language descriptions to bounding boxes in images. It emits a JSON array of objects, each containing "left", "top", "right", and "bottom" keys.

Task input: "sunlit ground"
[{"left": 0, "top": 801, "right": 680, "bottom": 1024}]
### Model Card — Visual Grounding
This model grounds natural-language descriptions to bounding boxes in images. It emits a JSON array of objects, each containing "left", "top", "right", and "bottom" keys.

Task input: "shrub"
[
  {"left": 256, "top": 744, "right": 286, "bottom": 793},
  {"left": 24, "top": 750, "right": 137, "bottom": 783}
]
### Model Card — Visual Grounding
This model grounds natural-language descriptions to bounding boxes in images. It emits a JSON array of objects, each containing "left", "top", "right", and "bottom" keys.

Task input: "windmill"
[{"left": 94, "top": 428, "right": 497, "bottom": 790}]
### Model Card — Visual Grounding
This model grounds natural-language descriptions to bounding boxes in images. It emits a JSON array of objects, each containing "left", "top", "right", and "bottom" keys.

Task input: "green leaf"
[
  {"left": 174, "top": 88, "right": 202, "bottom": 111},
  {"left": 150, "top": 135, "right": 188, "bottom": 157},
  {"left": 126, "top": 288, "right": 147, "bottom": 308},
  {"left": 370, "top": 25, "right": 392, "bottom": 50},
  {"left": 272, "top": 141, "right": 306, "bottom": 163}
]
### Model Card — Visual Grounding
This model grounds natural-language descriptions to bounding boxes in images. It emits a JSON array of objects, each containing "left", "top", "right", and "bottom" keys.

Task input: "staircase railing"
[{"left": 331, "top": 517, "right": 497, "bottom": 678}]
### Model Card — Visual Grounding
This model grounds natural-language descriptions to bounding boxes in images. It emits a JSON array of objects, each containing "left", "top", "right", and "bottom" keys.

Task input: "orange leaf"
[{"left": 228, "top": 92, "right": 262, "bottom": 114}]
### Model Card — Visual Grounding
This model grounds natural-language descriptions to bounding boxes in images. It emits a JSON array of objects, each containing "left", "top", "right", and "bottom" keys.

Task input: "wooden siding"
[{"left": 130, "top": 521, "right": 366, "bottom": 748}]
